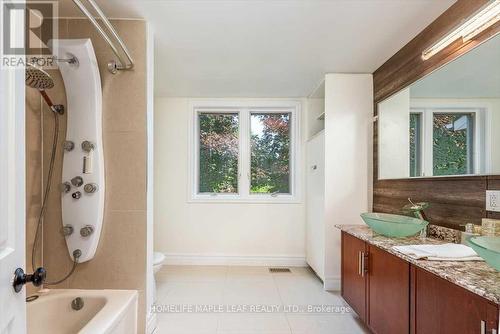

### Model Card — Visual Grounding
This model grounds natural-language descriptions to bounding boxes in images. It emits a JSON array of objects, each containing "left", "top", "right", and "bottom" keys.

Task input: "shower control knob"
[
  {"left": 71, "top": 176, "right": 84, "bottom": 187},
  {"left": 73, "top": 249, "right": 82, "bottom": 259},
  {"left": 61, "top": 224, "right": 74, "bottom": 236},
  {"left": 80, "top": 225, "right": 94, "bottom": 237},
  {"left": 81, "top": 141, "right": 95, "bottom": 152},
  {"left": 63, "top": 140, "right": 75, "bottom": 151},
  {"left": 84, "top": 183, "right": 98, "bottom": 194},
  {"left": 60, "top": 182, "right": 71, "bottom": 193},
  {"left": 72, "top": 191, "right": 82, "bottom": 199}
]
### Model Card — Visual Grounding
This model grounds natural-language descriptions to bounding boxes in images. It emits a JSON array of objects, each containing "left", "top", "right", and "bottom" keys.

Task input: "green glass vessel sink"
[
  {"left": 360, "top": 212, "right": 429, "bottom": 238},
  {"left": 467, "top": 236, "right": 500, "bottom": 271}
]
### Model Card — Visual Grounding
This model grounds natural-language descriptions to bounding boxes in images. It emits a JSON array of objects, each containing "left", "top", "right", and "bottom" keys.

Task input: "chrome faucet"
[{"left": 403, "top": 198, "right": 430, "bottom": 238}]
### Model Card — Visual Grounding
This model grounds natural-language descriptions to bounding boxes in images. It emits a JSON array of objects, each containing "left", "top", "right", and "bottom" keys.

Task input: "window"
[
  {"left": 198, "top": 113, "right": 239, "bottom": 193},
  {"left": 433, "top": 113, "right": 475, "bottom": 176},
  {"left": 409, "top": 106, "right": 483, "bottom": 177},
  {"left": 190, "top": 102, "right": 300, "bottom": 202},
  {"left": 409, "top": 113, "right": 422, "bottom": 177},
  {"left": 250, "top": 113, "right": 291, "bottom": 194}
]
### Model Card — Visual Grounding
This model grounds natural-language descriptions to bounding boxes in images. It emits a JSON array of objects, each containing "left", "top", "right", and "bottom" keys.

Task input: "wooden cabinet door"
[
  {"left": 413, "top": 267, "right": 499, "bottom": 334},
  {"left": 368, "top": 245, "right": 410, "bottom": 334},
  {"left": 341, "top": 232, "right": 367, "bottom": 321}
]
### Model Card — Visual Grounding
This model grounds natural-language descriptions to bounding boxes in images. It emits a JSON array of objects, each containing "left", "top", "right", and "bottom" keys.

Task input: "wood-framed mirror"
[{"left": 373, "top": 0, "right": 500, "bottom": 229}]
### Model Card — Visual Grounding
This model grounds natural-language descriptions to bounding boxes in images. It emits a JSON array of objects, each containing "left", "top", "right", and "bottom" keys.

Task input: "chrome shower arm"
[{"left": 71, "top": 0, "right": 134, "bottom": 73}]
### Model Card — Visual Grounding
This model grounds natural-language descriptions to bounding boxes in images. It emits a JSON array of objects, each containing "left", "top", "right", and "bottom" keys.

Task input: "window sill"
[{"left": 188, "top": 195, "right": 301, "bottom": 204}]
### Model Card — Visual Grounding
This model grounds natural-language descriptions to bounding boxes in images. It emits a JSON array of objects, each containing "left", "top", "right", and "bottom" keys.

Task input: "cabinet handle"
[
  {"left": 358, "top": 251, "right": 362, "bottom": 276},
  {"left": 361, "top": 252, "right": 366, "bottom": 277}
]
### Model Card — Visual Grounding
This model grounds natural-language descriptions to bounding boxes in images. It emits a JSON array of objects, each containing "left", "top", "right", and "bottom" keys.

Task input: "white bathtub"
[{"left": 27, "top": 289, "right": 138, "bottom": 334}]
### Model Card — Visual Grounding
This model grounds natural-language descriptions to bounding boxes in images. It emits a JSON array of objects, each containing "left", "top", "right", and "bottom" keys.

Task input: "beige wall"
[
  {"left": 26, "top": 19, "right": 148, "bottom": 332},
  {"left": 25, "top": 83, "right": 45, "bottom": 296},
  {"left": 154, "top": 98, "right": 307, "bottom": 265}
]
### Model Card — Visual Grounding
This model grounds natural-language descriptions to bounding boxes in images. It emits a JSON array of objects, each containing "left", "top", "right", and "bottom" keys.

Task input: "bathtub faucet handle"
[{"left": 12, "top": 267, "right": 46, "bottom": 293}]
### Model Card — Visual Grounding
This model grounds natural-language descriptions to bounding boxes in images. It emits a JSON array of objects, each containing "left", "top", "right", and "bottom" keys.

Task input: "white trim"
[
  {"left": 323, "top": 276, "right": 341, "bottom": 291},
  {"left": 187, "top": 100, "right": 302, "bottom": 203},
  {"left": 163, "top": 253, "right": 307, "bottom": 267}
]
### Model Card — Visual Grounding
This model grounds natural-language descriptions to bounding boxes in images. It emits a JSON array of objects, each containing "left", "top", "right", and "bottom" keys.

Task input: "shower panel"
[{"left": 50, "top": 39, "right": 104, "bottom": 263}]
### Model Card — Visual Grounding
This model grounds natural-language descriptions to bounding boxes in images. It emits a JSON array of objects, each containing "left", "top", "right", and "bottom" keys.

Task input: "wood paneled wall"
[{"left": 372, "top": 0, "right": 500, "bottom": 230}]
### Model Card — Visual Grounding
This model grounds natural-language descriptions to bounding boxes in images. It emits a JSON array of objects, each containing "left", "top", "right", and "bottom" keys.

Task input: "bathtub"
[{"left": 27, "top": 289, "right": 138, "bottom": 334}]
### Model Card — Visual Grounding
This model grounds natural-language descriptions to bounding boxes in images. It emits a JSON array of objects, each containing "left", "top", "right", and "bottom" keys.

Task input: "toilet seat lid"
[{"left": 153, "top": 252, "right": 165, "bottom": 265}]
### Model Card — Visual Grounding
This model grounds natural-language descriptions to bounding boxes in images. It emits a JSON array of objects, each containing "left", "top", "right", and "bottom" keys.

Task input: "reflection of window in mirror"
[
  {"left": 408, "top": 107, "right": 483, "bottom": 178},
  {"left": 409, "top": 113, "right": 422, "bottom": 177}
]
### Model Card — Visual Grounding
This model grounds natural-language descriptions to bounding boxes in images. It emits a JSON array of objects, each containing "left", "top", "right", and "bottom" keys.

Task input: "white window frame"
[
  {"left": 188, "top": 100, "right": 301, "bottom": 203},
  {"left": 410, "top": 99, "right": 491, "bottom": 177}
]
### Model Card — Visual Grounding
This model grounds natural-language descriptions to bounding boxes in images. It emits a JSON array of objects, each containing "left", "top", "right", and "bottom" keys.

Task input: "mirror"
[{"left": 378, "top": 34, "right": 500, "bottom": 179}]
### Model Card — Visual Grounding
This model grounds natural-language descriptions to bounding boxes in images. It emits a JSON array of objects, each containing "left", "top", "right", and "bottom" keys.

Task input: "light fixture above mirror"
[{"left": 422, "top": 0, "right": 500, "bottom": 60}]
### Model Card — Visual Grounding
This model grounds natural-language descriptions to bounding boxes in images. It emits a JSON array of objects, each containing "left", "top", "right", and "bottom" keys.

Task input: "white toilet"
[
  {"left": 153, "top": 251, "right": 165, "bottom": 275},
  {"left": 152, "top": 252, "right": 165, "bottom": 305}
]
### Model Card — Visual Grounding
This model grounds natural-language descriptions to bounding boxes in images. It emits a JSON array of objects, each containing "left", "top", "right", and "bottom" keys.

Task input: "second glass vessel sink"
[
  {"left": 361, "top": 212, "right": 429, "bottom": 238},
  {"left": 467, "top": 236, "right": 500, "bottom": 271}
]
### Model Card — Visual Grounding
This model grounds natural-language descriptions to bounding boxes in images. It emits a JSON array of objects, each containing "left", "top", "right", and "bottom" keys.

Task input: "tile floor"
[{"left": 153, "top": 266, "right": 369, "bottom": 334}]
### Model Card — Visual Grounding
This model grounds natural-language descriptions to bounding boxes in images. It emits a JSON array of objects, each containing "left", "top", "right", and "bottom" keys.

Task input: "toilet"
[
  {"left": 152, "top": 252, "right": 165, "bottom": 305},
  {"left": 153, "top": 251, "right": 165, "bottom": 275}
]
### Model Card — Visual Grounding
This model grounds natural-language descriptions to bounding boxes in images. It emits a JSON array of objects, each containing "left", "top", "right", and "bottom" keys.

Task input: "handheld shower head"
[
  {"left": 25, "top": 64, "right": 54, "bottom": 90},
  {"left": 25, "top": 64, "right": 63, "bottom": 114}
]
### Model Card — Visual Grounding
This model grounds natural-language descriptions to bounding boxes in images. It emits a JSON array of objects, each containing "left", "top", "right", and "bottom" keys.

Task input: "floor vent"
[{"left": 269, "top": 267, "right": 291, "bottom": 273}]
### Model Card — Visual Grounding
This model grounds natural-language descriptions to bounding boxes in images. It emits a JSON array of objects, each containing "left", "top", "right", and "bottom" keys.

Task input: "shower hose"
[{"left": 31, "top": 111, "right": 80, "bottom": 285}]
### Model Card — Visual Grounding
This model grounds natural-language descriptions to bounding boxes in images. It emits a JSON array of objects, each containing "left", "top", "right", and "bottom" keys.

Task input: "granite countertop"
[{"left": 336, "top": 224, "right": 500, "bottom": 305}]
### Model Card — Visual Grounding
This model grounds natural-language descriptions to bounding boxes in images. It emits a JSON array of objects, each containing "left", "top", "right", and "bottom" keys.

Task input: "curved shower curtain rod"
[{"left": 71, "top": 0, "right": 134, "bottom": 74}]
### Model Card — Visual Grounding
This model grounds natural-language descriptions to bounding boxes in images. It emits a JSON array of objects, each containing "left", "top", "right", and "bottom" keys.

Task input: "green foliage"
[
  {"left": 433, "top": 114, "right": 470, "bottom": 176},
  {"left": 250, "top": 114, "right": 290, "bottom": 194},
  {"left": 199, "top": 113, "right": 239, "bottom": 193}
]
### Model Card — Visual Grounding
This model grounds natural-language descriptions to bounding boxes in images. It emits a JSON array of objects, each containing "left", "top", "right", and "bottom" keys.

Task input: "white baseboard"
[
  {"left": 323, "top": 276, "right": 341, "bottom": 291},
  {"left": 146, "top": 312, "right": 157, "bottom": 334},
  {"left": 163, "top": 253, "right": 307, "bottom": 267}
]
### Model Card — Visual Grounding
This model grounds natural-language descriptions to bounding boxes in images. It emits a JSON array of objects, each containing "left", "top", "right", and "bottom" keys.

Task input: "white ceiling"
[
  {"left": 56, "top": 0, "right": 456, "bottom": 97},
  {"left": 411, "top": 34, "right": 500, "bottom": 99}
]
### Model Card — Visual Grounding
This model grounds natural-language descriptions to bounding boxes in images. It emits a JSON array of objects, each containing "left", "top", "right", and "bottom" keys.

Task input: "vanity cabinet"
[
  {"left": 341, "top": 231, "right": 500, "bottom": 334},
  {"left": 341, "top": 232, "right": 410, "bottom": 333},
  {"left": 367, "top": 244, "right": 410, "bottom": 334},
  {"left": 341, "top": 232, "right": 367, "bottom": 321},
  {"left": 412, "top": 267, "right": 498, "bottom": 334}
]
